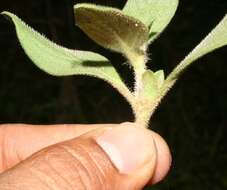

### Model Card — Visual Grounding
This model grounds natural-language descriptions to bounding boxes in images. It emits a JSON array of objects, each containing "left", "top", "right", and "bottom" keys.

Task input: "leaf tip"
[
  {"left": 1, "top": 11, "right": 13, "bottom": 17},
  {"left": 1, "top": 11, "right": 15, "bottom": 23},
  {"left": 1, "top": 11, "right": 8, "bottom": 15},
  {"left": 73, "top": 3, "right": 100, "bottom": 12},
  {"left": 73, "top": 3, "right": 83, "bottom": 10}
]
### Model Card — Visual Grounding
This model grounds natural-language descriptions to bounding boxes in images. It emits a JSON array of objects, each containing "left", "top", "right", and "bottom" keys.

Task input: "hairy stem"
[
  {"left": 127, "top": 52, "right": 152, "bottom": 127},
  {"left": 129, "top": 53, "right": 147, "bottom": 97},
  {"left": 134, "top": 66, "right": 146, "bottom": 97},
  {"left": 133, "top": 101, "right": 152, "bottom": 127}
]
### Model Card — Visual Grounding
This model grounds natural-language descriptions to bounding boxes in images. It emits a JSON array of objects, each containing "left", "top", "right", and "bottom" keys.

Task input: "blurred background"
[{"left": 0, "top": 0, "right": 227, "bottom": 189}]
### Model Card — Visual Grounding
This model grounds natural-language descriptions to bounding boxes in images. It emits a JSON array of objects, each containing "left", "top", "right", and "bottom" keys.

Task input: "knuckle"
[{"left": 28, "top": 138, "right": 118, "bottom": 190}]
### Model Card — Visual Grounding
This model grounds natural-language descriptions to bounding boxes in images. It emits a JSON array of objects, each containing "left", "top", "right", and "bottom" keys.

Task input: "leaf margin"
[{"left": 1, "top": 11, "right": 134, "bottom": 102}]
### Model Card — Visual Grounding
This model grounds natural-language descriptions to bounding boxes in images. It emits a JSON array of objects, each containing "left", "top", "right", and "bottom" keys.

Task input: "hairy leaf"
[
  {"left": 154, "top": 70, "right": 165, "bottom": 89},
  {"left": 166, "top": 14, "right": 227, "bottom": 83},
  {"left": 2, "top": 11, "right": 133, "bottom": 101},
  {"left": 74, "top": 3, "right": 149, "bottom": 58},
  {"left": 142, "top": 70, "right": 160, "bottom": 99},
  {"left": 123, "top": 0, "right": 179, "bottom": 43}
]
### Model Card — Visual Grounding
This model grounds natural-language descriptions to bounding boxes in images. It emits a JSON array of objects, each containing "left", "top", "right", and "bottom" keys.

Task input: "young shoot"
[{"left": 2, "top": 0, "right": 227, "bottom": 128}]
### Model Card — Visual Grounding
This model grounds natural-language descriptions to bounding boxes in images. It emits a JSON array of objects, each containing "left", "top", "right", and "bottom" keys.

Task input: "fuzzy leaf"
[
  {"left": 2, "top": 11, "right": 132, "bottom": 101},
  {"left": 123, "top": 0, "right": 179, "bottom": 43},
  {"left": 142, "top": 70, "right": 160, "bottom": 99},
  {"left": 74, "top": 3, "right": 149, "bottom": 57},
  {"left": 166, "top": 14, "right": 227, "bottom": 83},
  {"left": 154, "top": 70, "right": 165, "bottom": 89}
]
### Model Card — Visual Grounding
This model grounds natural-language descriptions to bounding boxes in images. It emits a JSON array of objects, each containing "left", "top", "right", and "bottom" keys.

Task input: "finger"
[
  {"left": 0, "top": 123, "right": 161, "bottom": 190},
  {"left": 148, "top": 131, "right": 172, "bottom": 184},
  {"left": 0, "top": 123, "right": 171, "bottom": 185},
  {"left": 0, "top": 123, "right": 112, "bottom": 171}
]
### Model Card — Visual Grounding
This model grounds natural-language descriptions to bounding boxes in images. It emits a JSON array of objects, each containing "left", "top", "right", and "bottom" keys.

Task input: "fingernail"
[{"left": 95, "top": 123, "right": 156, "bottom": 174}]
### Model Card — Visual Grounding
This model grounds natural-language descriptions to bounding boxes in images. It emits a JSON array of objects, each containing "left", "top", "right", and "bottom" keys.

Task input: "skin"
[{"left": 0, "top": 123, "right": 171, "bottom": 190}]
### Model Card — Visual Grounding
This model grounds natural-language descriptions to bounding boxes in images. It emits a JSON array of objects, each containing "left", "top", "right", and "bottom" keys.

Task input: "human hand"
[{"left": 0, "top": 122, "right": 171, "bottom": 190}]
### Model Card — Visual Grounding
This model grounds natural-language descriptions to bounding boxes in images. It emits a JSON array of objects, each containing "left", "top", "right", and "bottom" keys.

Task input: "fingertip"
[
  {"left": 109, "top": 122, "right": 172, "bottom": 184},
  {"left": 117, "top": 122, "right": 172, "bottom": 184},
  {"left": 149, "top": 131, "right": 172, "bottom": 184}
]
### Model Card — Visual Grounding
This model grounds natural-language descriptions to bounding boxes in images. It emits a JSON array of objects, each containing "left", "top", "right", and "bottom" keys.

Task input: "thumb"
[{"left": 0, "top": 123, "right": 158, "bottom": 190}]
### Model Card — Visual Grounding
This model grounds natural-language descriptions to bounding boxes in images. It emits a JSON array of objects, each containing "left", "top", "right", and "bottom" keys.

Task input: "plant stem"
[
  {"left": 133, "top": 100, "right": 152, "bottom": 127},
  {"left": 133, "top": 97, "right": 161, "bottom": 127},
  {"left": 127, "top": 52, "right": 153, "bottom": 127},
  {"left": 134, "top": 66, "right": 146, "bottom": 97},
  {"left": 129, "top": 53, "right": 147, "bottom": 96}
]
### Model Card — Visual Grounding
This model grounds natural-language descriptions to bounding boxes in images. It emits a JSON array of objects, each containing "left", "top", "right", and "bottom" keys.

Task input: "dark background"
[{"left": 0, "top": 0, "right": 227, "bottom": 189}]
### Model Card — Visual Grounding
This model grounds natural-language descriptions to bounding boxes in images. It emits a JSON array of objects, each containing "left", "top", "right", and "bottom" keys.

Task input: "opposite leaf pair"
[{"left": 2, "top": 0, "right": 227, "bottom": 127}]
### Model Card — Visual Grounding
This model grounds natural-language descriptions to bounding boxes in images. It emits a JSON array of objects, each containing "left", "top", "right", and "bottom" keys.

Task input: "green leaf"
[
  {"left": 154, "top": 70, "right": 165, "bottom": 89},
  {"left": 74, "top": 3, "right": 149, "bottom": 58},
  {"left": 141, "top": 70, "right": 160, "bottom": 99},
  {"left": 2, "top": 11, "right": 133, "bottom": 101},
  {"left": 123, "top": 0, "right": 179, "bottom": 43},
  {"left": 166, "top": 14, "right": 227, "bottom": 83}
]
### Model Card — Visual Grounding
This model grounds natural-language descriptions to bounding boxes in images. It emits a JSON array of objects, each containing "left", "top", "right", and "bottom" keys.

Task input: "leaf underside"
[
  {"left": 74, "top": 3, "right": 149, "bottom": 56},
  {"left": 167, "top": 14, "right": 227, "bottom": 83},
  {"left": 123, "top": 0, "right": 179, "bottom": 43},
  {"left": 2, "top": 11, "right": 132, "bottom": 101}
]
